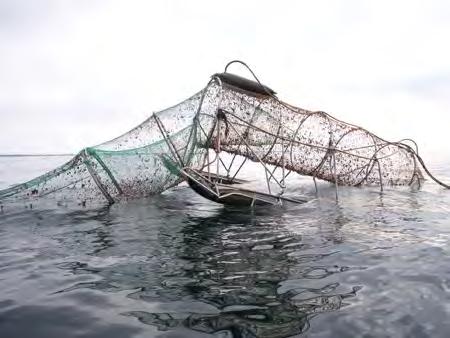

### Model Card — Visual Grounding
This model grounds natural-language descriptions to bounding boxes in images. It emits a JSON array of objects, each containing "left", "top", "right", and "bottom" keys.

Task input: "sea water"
[{"left": 1, "top": 156, "right": 450, "bottom": 337}]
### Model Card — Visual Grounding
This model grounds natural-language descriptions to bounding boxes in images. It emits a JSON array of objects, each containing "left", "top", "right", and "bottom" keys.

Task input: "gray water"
[{"left": 1, "top": 156, "right": 450, "bottom": 338}]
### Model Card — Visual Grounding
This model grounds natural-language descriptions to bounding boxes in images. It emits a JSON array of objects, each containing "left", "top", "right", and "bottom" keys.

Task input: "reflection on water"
[
  {"left": 121, "top": 207, "right": 362, "bottom": 337},
  {"left": 1, "top": 157, "right": 450, "bottom": 337},
  {"left": 46, "top": 202, "right": 364, "bottom": 337}
]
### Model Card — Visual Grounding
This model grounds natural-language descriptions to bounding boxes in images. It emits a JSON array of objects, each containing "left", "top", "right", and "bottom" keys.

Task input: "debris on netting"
[{"left": 1, "top": 61, "right": 448, "bottom": 209}]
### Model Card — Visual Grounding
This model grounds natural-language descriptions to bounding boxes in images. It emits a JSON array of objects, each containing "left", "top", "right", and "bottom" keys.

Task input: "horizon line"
[{"left": 0, "top": 153, "right": 75, "bottom": 157}]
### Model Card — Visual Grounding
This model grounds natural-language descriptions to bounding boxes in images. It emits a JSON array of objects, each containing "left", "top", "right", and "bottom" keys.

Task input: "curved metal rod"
[
  {"left": 224, "top": 60, "right": 270, "bottom": 94},
  {"left": 288, "top": 111, "right": 326, "bottom": 168},
  {"left": 220, "top": 61, "right": 449, "bottom": 190},
  {"left": 225, "top": 110, "right": 377, "bottom": 161},
  {"left": 355, "top": 141, "right": 391, "bottom": 186},
  {"left": 397, "top": 138, "right": 419, "bottom": 154},
  {"left": 307, "top": 118, "right": 356, "bottom": 178},
  {"left": 226, "top": 100, "right": 263, "bottom": 175}
]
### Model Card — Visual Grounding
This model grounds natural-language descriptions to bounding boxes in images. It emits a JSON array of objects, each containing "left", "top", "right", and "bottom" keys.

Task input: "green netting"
[{"left": 0, "top": 88, "right": 216, "bottom": 207}]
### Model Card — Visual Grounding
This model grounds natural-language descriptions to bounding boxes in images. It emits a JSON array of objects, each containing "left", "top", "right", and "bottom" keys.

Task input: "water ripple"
[{"left": 1, "top": 157, "right": 450, "bottom": 337}]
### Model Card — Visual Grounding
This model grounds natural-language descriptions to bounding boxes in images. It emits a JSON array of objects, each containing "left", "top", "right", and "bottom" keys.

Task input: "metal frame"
[{"left": 152, "top": 61, "right": 450, "bottom": 207}]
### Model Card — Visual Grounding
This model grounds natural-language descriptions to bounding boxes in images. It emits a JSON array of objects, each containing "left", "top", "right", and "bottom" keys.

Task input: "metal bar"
[
  {"left": 230, "top": 157, "right": 247, "bottom": 182},
  {"left": 327, "top": 126, "right": 337, "bottom": 191},
  {"left": 281, "top": 115, "right": 286, "bottom": 192},
  {"left": 288, "top": 113, "right": 317, "bottom": 166},
  {"left": 216, "top": 117, "right": 221, "bottom": 182},
  {"left": 284, "top": 170, "right": 292, "bottom": 179},
  {"left": 355, "top": 159, "right": 377, "bottom": 186},
  {"left": 225, "top": 110, "right": 376, "bottom": 161},
  {"left": 261, "top": 124, "right": 282, "bottom": 161},
  {"left": 82, "top": 150, "right": 115, "bottom": 205},
  {"left": 268, "top": 132, "right": 290, "bottom": 190},
  {"left": 226, "top": 102, "right": 262, "bottom": 177},
  {"left": 226, "top": 115, "right": 285, "bottom": 189},
  {"left": 330, "top": 150, "right": 339, "bottom": 201},
  {"left": 376, "top": 158, "right": 383, "bottom": 192},
  {"left": 265, "top": 167, "right": 272, "bottom": 195},
  {"left": 215, "top": 183, "right": 306, "bottom": 204},
  {"left": 196, "top": 117, "right": 217, "bottom": 181},
  {"left": 88, "top": 149, "right": 123, "bottom": 195},
  {"left": 186, "top": 168, "right": 219, "bottom": 187},
  {"left": 152, "top": 114, "right": 185, "bottom": 167},
  {"left": 185, "top": 78, "right": 217, "bottom": 161},
  {"left": 180, "top": 169, "right": 220, "bottom": 198},
  {"left": 268, "top": 162, "right": 278, "bottom": 183}
]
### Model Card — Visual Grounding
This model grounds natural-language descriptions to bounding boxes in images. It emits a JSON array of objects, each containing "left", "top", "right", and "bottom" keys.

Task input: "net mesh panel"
[
  {"left": 0, "top": 80, "right": 421, "bottom": 207},
  {"left": 0, "top": 88, "right": 220, "bottom": 207},
  {"left": 197, "top": 83, "right": 421, "bottom": 187}
]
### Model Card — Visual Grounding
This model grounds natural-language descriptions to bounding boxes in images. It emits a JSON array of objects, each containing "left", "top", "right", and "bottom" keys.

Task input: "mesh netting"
[
  {"left": 1, "top": 67, "right": 444, "bottom": 208},
  {"left": 0, "top": 89, "right": 215, "bottom": 207},
  {"left": 204, "top": 84, "right": 422, "bottom": 188}
]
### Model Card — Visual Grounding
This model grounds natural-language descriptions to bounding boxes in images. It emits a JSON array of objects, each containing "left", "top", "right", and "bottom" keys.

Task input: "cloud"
[{"left": 0, "top": 0, "right": 449, "bottom": 158}]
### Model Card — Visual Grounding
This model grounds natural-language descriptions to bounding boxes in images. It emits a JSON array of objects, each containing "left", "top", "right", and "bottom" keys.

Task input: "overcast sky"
[{"left": 1, "top": 0, "right": 449, "bottom": 161}]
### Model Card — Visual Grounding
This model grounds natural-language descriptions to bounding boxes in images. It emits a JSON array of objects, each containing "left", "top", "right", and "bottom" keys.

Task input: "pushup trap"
[{"left": 1, "top": 61, "right": 448, "bottom": 208}]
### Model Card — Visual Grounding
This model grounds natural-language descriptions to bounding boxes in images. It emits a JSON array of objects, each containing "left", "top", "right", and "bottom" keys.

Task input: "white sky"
[{"left": 1, "top": 0, "right": 449, "bottom": 162}]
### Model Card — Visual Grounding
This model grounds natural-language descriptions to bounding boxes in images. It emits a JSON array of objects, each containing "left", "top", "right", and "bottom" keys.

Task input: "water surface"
[{"left": 1, "top": 156, "right": 450, "bottom": 337}]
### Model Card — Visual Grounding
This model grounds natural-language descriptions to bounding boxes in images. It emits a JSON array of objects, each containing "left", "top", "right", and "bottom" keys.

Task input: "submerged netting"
[
  {"left": 1, "top": 62, "right": 448, "bottom": 207},
  {"left": 0, "top": 90, "right": 213, "bottom": 207}
]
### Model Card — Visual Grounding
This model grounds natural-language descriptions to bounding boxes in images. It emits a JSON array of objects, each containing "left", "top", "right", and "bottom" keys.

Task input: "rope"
[{"left": 413, "top": 150, "right": 450, "bottom": 189}]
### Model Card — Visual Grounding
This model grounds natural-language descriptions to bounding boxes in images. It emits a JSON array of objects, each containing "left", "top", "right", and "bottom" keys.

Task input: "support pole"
[
  {"left": 376, "top": 158, "right": 383, "bottom": 192},
  {"left": 216, "top": 116, "right": 221, "bottom": 182},
  {"left": 82, "top": 150, "right": 115, "bottom": 205},
  {"left": 331, "top": 152, "right": 339, "bottom": 201},
  {"left": 153, "top": 114, "right": 184, "bottom": 167},
  {"left": 224, "top": 110, "right": 285, "bottom": 189},
  {"left": 88, "top": 149, "right": 123, "bottom": 195},
  {"left": 280, "top": 112, "right": 286, "bottom": 195}
]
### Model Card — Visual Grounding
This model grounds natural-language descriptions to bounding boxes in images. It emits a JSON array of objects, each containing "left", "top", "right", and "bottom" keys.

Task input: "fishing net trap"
[{"left": 1, "top": 61, "right": 448, "bottom": 209}]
